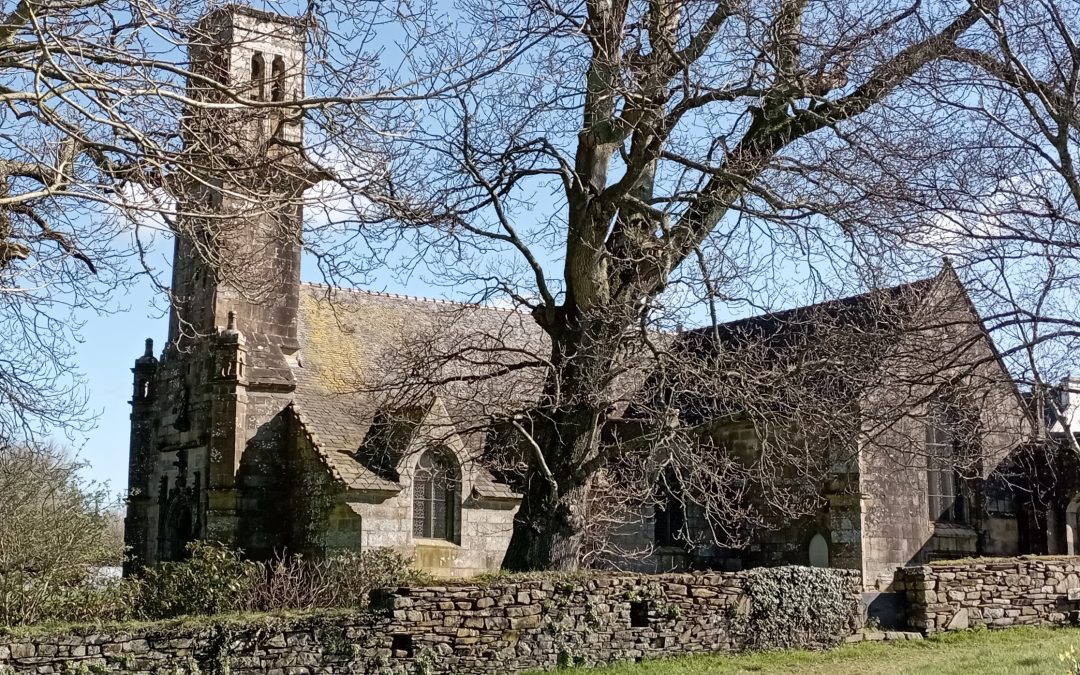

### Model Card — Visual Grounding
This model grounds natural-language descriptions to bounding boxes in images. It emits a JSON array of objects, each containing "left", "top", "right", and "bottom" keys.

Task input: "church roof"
[
  {"left": 633, "top": 263, "right": 1000, "bottom": 423},
  {"left": 283, "top": 262, "right": 1019, "bottom": 494},
  {"left": 288, "top": 284, "right": 545, "bottom": 497},
  {"left": 678, "top": 272, "right": 942, "bottom": 355}
]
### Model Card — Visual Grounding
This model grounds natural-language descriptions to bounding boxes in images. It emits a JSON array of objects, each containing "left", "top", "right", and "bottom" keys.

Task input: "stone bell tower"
[
  {"left": 125, "top": 5, "right": 313, "bottom": 570},
  {"left": 169, "top": 5, "right": 311, "bottom": 350}
]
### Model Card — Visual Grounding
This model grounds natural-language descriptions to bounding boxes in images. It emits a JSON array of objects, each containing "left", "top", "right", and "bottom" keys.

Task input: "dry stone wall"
[
  {"left": 0, "top": 570, "right": 861, "bottom": 674},
  {"left": 900, "top": 557, "right": 1080, "bottom": 633}
]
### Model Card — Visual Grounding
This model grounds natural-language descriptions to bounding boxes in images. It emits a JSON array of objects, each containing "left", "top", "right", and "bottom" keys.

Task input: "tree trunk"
[
  {"left": 502, "top": 285, "right": 625, "bottom": 571},
  {"left": 503, "top": 474, "right": 589, "bottom": 572}
]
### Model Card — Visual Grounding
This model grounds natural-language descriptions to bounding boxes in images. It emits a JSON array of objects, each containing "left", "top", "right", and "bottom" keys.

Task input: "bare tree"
[
  {"left": 0, "top": 443, "right": 122, "bottom": 625},
  {"left": 361, "top": 262, "right": 1024, "bottom": 569},
  {"left": 854, "top": 0, "right": 1080, "bottom": 453},
  {"left": 312, "top": 0, "right": 1058, "bottom": 570},
  {"left": 0, "top": 0, "right": 525, "bottom": 444}
]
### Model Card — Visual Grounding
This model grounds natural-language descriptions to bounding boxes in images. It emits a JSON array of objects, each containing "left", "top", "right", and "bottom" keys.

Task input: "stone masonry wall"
[
  {"left": 901, "top": 557, "right": 1080, "bottom": 633},
  {"left": 0, "top": 571, "right": 861, "bottom": 674}
]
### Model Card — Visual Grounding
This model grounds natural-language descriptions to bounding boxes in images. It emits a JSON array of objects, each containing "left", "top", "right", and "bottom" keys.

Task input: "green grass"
[
  {"left": 928, "top": 555, "right": 1077, "bottom": 566},
  {"left": 540, "top": 627, "right": 1080, "bottom": 675}
]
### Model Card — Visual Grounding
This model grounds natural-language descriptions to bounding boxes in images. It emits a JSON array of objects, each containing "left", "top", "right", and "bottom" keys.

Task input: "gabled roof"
[
  {"left": 679, "top": 273, "right": 940, "bottom": 355},
  {"left": 658, "top": 262, "right": 1031, "bottom": 431},
  {"left": 283, "top": 263, "right": 1026, "bottom": 490},
  {"left": 288, "top": 403, "right": 400, "bottom": 492},
  {"left": 287, "top": 284, "right": 544, "bottom": 498},
  {"left": 357, "top": 403, "right": 430, "bottom": 481},
  {"left": 651, "top": 263, "right": 1013, "bottom": 422}
]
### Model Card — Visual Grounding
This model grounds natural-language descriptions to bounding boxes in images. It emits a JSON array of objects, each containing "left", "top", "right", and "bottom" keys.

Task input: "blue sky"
[
  {"left": 73, "top": 273, "right": 164, "bottom": 494},
  {"left": 69, "top": 245, "right": 859, "bottom": 497},
  {"left": 60, "top": 0, "right": 959, "bottom": 496}
]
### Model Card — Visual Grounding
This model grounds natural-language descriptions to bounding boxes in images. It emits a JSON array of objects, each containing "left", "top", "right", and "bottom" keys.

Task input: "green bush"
[
  {"left": 734, "top": 566, "right": 859, "bottom": 651},
  {"left": 139, "top": 541, "right": 263, "bottom": 619},
  {"left": 0, "top": 445, "right": 127, "bottom": 627},
  {"left": 0, "top": 537, "right": 425, "bottom": 627},
  {"left": 137, "top": 542, "right": 423, "bottom": 620},
  {"left": 41, "top": 579, "right": 142, "bottom": 625}
]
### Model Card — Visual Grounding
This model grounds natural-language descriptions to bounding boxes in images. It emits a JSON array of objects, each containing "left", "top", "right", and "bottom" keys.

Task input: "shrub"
[
  {"left": 319, "top": 548, "right": 429, "bottom": 603},
  {"left": 734, "top": 566, "right": 859, "bottom": 651},
  {"left": 139, "top": 541, "right": 262, "bottom": 619},
  {"left": 41, "top": 579, "right": 142, "bottom": 625},
  {"left": 0, "top": 444, "right": 126, "bottom": 626},
  {"left": 138, "top": 542, "right": 423, "bottom": 619},
  {"left": 0, "top": 535, "right": 426, "bottom": 626},
  {"left": 244, "top": 548, "right": 426, "bottom": 612}
]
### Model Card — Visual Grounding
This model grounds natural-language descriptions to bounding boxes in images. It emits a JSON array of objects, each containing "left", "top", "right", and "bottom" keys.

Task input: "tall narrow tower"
[
  {"left": 170, "top": 5, "right": 310, "bottom": 350},
  {"left": 126, "top": 6, "right": 313, "bottom": 569}
]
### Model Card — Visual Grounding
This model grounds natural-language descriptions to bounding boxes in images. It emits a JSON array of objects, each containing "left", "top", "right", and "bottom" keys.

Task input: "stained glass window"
[{"left": 413, "top": 448, "right": 460, "bottom": 542}]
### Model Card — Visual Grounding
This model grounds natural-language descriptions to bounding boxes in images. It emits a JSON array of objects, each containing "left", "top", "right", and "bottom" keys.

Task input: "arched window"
[
  {"left": 926, "top": 397, "right": 977, "bottom": 524},
  {"left": 269, "top": 55, "right": 286, "bottom": 138},
  {"left": 413, "top": 448, "right": 460, "bottom": 542},
  {"left": 271, "top": 55, "right": 285, "bottom": 102},
  {"left": 250, "top": 53, "right": 266, "bottom": 101}
]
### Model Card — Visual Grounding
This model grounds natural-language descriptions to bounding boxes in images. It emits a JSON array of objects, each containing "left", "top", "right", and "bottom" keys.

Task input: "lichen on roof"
[{"left": 289, "top": 284, "right": 543, "bottom": 496}]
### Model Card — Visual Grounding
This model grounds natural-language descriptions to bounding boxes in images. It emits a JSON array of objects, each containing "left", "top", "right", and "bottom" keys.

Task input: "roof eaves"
[{"left": 286, "top": 402, "right": 401, "bottom": 493}]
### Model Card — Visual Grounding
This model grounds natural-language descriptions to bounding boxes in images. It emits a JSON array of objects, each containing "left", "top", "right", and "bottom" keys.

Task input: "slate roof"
[
  {"left": 244, "top": 333, "right": 295, "bottom": 389},
  {"left": 288, "top": 284, "right": 545, "bottom": 498},
  {"left": 288, "top": 403, "right": 400, "bottom": 492},
  {"left": 283, "top": 266, "right": 963, "bottom": 495},
  {"left": 679, "top": 273, "right": 941, "bottom": 355},
  {"left": 643, "top": 268, "right": 956, "bottom": 424}
]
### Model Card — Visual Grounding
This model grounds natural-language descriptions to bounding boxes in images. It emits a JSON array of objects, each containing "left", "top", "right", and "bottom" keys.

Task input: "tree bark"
[
  {"left": 503, "top": 475, "right": 589, "bottom": 572},
  {"left": 501, "top": 307, "right": 623, "bottom": 571},
  {"left": 500, "top": 0, "right": 994, "bottom": 571}
]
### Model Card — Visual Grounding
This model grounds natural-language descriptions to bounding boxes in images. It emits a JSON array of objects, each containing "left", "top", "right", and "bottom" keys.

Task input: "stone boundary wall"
[
  {"left": 0, "top": 570, "right": 861, "bottom": 674},
  {"left": 900, "top": 557, "right": 1080, "bottom": 633}
]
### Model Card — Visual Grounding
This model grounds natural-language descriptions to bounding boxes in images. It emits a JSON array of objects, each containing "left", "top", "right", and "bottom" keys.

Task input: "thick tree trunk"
[
  {"left": 502, "top": 477, "right": 589, "bottom": 572},
  {"left": 502, "top": 312, "right": 617, "bottom": 571}
]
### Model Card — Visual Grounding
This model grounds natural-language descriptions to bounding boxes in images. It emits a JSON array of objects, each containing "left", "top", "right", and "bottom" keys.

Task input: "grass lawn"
[{"left": 544, "top": 627, "right": 1080, "bottom": 674}]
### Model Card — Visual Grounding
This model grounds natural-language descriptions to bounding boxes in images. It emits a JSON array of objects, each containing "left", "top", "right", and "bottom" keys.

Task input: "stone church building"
[
  {"left": 611, "top": 269, "right": 1034, "bottom": 590},
  {"left": 126, "top": 5, "right": 1036, "bottom": 587}
]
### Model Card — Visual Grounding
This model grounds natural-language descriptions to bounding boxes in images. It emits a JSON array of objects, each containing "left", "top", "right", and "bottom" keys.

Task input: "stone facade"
[
  {"left": 125, "top": 5, "right": 313, "bottom": 569},
  {"left": 900, "top": 557, "right": 1080, "bottom": 632},
  {"left": 126, "top": 5, "right": 1035, "bottom": 586},
  {"left": 856, "top": 274, "right": 1031, "bottom": 590},
  {"left": 608, "top": 422, "right": 865, "bottom": 575},
  {"left": 0, "top": 572, "right": 862, "bottom": 674},
  {"left": 124, "top": 6, "right": 521, "bottom": 576},
  {"left": 290, "top": 420, "right": 518, "bottom": 577},
  {"left": 610, "top": 269, "right": 1032, "bottom": 589},
  {"left": 716, "top": 270, "right": 1028, "bottom": 590}
]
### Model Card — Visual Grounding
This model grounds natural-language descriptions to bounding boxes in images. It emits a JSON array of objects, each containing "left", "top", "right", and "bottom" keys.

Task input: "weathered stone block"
[{"left": 945, "top": 609, "right": 968, "bottom": 631}]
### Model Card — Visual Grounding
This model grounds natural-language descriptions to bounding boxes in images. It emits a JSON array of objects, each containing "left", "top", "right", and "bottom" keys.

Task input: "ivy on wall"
[{"left": 734, "top": 566, "right": 860, "bottom": 651}]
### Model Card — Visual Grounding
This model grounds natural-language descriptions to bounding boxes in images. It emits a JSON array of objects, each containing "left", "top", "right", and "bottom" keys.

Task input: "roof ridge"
[
  {"left": 685, "top": 272, "right": 941, "bottom": 335},
  {"left": 300, "top": 281, "right": 525, "bottom": 314}
]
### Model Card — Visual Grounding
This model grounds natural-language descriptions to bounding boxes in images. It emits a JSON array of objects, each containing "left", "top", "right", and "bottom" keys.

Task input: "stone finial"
[
  {"left": 226, "top": 310, "right": 237, "bottom": 333},
  {"left": 136, "top": 337, "right": 158, "bottom": 365}
]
